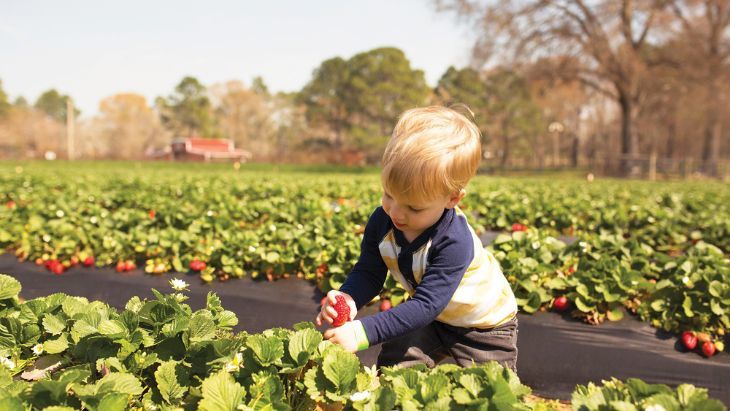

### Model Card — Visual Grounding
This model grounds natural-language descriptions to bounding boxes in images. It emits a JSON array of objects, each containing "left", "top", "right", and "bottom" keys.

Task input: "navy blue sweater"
[{"left": 339, "top": 206, "right": 475, "bottom": 346}]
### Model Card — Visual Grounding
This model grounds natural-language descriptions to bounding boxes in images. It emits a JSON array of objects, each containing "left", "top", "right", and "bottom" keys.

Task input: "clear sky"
[{"left": 1, "top": 0, "right": 476, "bottom": 117}]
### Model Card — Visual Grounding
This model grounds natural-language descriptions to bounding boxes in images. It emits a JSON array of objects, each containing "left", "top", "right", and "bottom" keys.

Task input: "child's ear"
[{"left": 445, "top": 189, "right": 466, "bottom": 209}]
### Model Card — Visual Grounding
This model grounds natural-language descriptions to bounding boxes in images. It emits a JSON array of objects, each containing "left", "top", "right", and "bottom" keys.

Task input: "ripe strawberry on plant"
[
  {"left": 332, "top": 295, "right": 351, "bottom": 327},
  {"left": 190, "top": 259, "right": 206, "bottom": 271},
  {"left": 553, "top": 295, "right": 569, "bottom": 312},
  {"left": 681, "top": 331, "right": 698, "bottom": 350},
  {"left": 124, "top": 260, "right": 136, "bottom": 271},
  {"left": 702, "top": 341, "right": 716, "bottom": 357},
  {"left": 48, "top": 260, "right": 63, "bottom": 275},
  {"left": 6, "top": 201, "right": 15, "bottom": 209},
  {"left": 149, "top": 210, "right": 156, "bottom": 219},
  {"left": 83, "top": 256, "right": 95, "bottom": 267},
  {"left": 511, "top": 223, "right": 527, "bottom": 232},
  {"left": 116, "top": 261, "right": 126, "bottom": 272}
]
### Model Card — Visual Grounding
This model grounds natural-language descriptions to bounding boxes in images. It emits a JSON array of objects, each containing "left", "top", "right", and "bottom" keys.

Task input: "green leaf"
[
  {"left": 97, "top": 392, "right": 129, "bottom": 411},
  {"left": 606, "top": 306, "right": 624, "bottom": 321},
  {"left": 419, "top": 374, "right": 449, "bottom": 403},
  {"left": 682, "top": 295, "right": 694, "bottom": 317},
  {"left": 246, "top": 335, "right": 284, "bottom": 367},
  {"left": 0, "top": 275, "right": 21, "bottom": 300},
  {"left": 574, "top": 296, "right": 595, "bottom": 313},
  {"left": 322, "top": 349, "right": 359, "bottom": 390},
  {"left": 199, "top": 370, "right": 245, "bottom": 411},
  {"left": 216, "top": 310, "right": 238, "bottom": 328},
  {"left": 43, "top": 334, "right": 69, "bottom": 354},
  {"left": 289, "top": 328, "right": 322, "bottom": 366},
  {"left": 98, "top": 320, "right": 127, "bottom": 338},
  {"left": 124, "top": 296, "right": 144, "bottom": 313},
  {"left": 0, "top": 397, "right": 24, "bottom": 411},
  {"left": 155, "top": 360, "right": 188, "bottom": 404},
  {"left": 188, "top": 311, "right": 216, "bottom": 343},
  {"left": 42, "top": 314, "right": 67, "bottom": 336},
  {"left": 96, "top": 372, "right": 144, "bottom": 396},
  {"left": 458, "top": 374, "right": 481, "bottom": 398}
]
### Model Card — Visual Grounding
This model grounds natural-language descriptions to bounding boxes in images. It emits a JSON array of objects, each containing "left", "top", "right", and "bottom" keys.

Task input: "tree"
[
  {"left": 0, "top": 79, "right": 10, "bottom": 118},
  {"left": 34, "top": 89, "right": 80, "bottom": 122},
  {"left": 483, "top": 69, "right": 545, "bottom": 168},
  {"left": 435, "top": 66, "right": 488, "bottom": 111},
  {"left": 95, "top": 93, "right": 167, "bottom": 158},
  {"left": 209, "top": 80, "right": 275, "bottom": 158},
  {"left": 668, "top": 0, "right": 730, "bottom": 176},
  {"left": 13, "top": 96, "right": 28, "bottom": 108},
  {"left": 435, "top": 66, "right": 490, "bottom": 146},
  {"left": 437, "top": 0, "right": 672, "bottom": 175},
  {"left": 157, "top": 76, "right": 217, "bottom": 137},
  {"left": 299, "top": 57, "right": 351, "bottom": 147},
  {"left": 344, "top": 47, "right": 431, "bottom": 144}
]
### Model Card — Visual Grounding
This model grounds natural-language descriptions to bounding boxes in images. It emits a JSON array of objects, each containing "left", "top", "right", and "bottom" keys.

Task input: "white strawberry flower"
[
  {"left": 32, "top": 344, "right": 44, "bottom": 355},
  {"left": 225, "top": 353, "right": 244, "bottom": 372},
  {"left": 1, "top": 357, "right": 15, "bottom": 369},
  {"left": 169, "top": 278, "right": 189, "bottom": 291},
  {"left": 350, "top": 390, "right": 371, "bottom": 402},
  {"left": 682, "top": 276, "right": 690, "bottom": 285}
]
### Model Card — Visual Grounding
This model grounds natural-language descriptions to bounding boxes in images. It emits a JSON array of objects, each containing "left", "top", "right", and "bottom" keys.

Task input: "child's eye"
[{"left": 408, "top": 206, "right": 423, "bottom": 213}]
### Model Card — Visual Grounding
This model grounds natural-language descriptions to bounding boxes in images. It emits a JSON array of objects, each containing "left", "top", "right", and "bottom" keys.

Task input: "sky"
[{"left": 1, "top": 0, "right": 477, "bottom": 118}]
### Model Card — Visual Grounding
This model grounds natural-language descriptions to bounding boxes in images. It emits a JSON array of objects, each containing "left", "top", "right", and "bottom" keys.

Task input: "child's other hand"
[
  {"left": 323, "top": 320, "right": 362, "bottom": 353},
  {"left": 316, "top": 290, "right": 357, "bottom": 327}
]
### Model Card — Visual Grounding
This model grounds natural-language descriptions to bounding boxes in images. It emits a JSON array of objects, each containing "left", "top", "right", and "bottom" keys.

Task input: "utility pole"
[{"left": 66, "top": 98, "right": 75, "bottom": 160}]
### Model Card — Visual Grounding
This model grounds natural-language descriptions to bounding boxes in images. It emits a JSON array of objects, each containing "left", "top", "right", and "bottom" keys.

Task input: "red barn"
[{"left": 164, "top": 137, "right": 251, "bottom": 162}]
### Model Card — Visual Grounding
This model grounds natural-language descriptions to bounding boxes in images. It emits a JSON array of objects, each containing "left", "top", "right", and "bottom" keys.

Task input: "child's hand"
[
  {"left": 316, "top": 290, "right": 357, "bottom": 327},
  {"left": 324, "top": 320, "right": 364, "bottom": 353}
]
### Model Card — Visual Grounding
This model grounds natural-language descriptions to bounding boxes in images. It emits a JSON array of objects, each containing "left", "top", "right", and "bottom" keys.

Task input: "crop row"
[
  {"left": 0, "top": 164, "right": 728, "bottom": 354},
  {"left": 0, "top": 274, "right": 726, "bottom": 411}
]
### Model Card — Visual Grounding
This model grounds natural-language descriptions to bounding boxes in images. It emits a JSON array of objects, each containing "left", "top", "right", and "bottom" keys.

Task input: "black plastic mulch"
[{"left": 1, "top": 253, "right": 728, "bottom": 405}]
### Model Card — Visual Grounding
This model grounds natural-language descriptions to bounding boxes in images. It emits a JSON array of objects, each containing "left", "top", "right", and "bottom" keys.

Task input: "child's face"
[{"left": 381, "top": 189, "right": 464, "bottom": 240}]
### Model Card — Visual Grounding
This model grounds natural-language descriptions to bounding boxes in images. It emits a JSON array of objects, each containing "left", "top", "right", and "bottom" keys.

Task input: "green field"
[{"left": 1, "top": 161, "right": 728, "bottom": 346}]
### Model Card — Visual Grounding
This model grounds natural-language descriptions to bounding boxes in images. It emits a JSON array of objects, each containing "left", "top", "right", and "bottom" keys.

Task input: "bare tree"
[
  {"left": 436, "top": 0, "right": 672, "bottom": 175},
  {"left": 668, "top": 0, "right": 730, "bottom": 176}
]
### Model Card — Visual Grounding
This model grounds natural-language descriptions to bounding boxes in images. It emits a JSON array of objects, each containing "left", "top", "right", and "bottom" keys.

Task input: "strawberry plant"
[
  {"left": 638, "top": 242, "right": 729, "bottom": 351},
  {"left": 571, "top": 378, "right": 726, "bottom": 411}
]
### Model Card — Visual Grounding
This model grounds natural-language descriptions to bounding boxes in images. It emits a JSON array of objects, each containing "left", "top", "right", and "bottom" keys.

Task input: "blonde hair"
[{"left": 381, "top": 106, "right": 481, "bottom": 205}]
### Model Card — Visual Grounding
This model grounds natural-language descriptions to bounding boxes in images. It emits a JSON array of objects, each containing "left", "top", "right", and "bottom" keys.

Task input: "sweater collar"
[{"left": 393, "top": 208, "right": 454, "bottom": 251}]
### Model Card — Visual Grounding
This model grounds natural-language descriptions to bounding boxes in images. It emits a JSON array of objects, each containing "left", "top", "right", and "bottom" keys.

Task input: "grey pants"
[{"left": 376, "top": 317, "right": 518, "bottom": 373}]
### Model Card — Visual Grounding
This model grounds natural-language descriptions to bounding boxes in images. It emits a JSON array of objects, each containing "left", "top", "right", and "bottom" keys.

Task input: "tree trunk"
[
  {"left": 701, "top": 79, "right": 722, "bottom": 177},
  {"left": 618, "top": 92, "right": 639, "bottom": 176},
  {"left": 500, "top": 122, "right": 510, "bottom": 169},
  {"left": 571, "top": 133, "right": 579, "bottom": 168}
]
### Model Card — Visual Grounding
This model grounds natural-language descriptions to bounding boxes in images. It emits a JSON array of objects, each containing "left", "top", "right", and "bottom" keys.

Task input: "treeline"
[{"left": 0, "top": 1, "right": 729, "bottom": 177}]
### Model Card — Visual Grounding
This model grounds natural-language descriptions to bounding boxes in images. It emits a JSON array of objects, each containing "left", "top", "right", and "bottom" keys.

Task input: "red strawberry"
[
  {"left": 553, "top": 296, "right": 569, "bottom": 312},
  {"left": 511, "top": 223, "right": 527, "bottom": 232},
  {"left": 190, "top": 260, "right": 206, "bottom": 271},
  {"left": 380, "top": 299, "right": 392, "bottom": 312},
  {"left": 50, "top": 262, "right": 64, "bottom": 275},
  {"left": 702, "top": 341, "right": 716, "bottom": 357},
  {"left": 149, "top": 210, "right": 156, "bottom": 219},
  {"left": 83, "top": 256, "right": 95, "bottom": 267},
  {"left": 681, "top": 331, "right": 698, "bottom": 350},
  {"left": 6, "top": 201, "right": 15, "bottom": 209},
  {"left": 124, "top": 260, "right": 136, "bottom": 271},
  {"left": 116, "top": 261, "right": 126, "bottom": 272},
  {"left": 332, "top": 295, "right": 351, "bottom": 327},
  {"left": 696, "top": 332, "right": 712, "bottom": 344},
  {"left": 70, "top": 256, "right": 79, "bottom": 266},
  {"left": 567, "top": 266, "right": 576, "bottom": 274}
]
